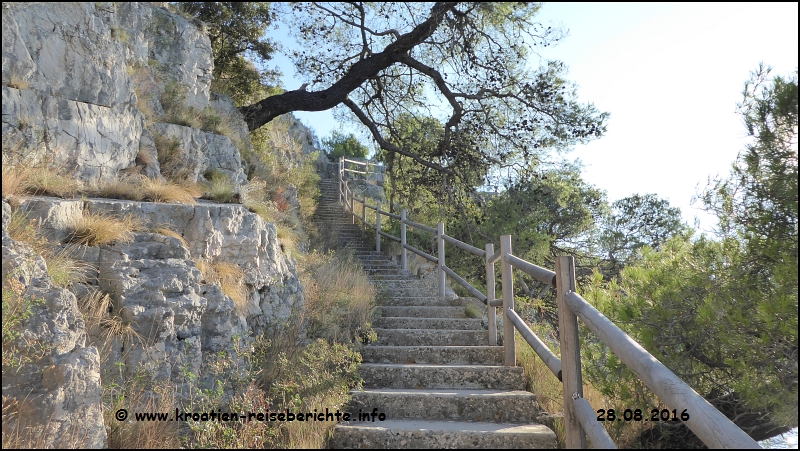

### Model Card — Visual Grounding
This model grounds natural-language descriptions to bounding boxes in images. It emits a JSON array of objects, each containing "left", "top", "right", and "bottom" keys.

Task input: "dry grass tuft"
[
  {"left": 23, "top": 166, "right": 80, "bottom": 198},
  {"left": 2, "top": 165, "right": 32, "bottom": 197},
  {"left": 141, "top": 177, "right": 200, "bottom": 204},
  {"left": 300, "top": 249, "right": 376, "bottom": 344},
  {"left": 44, "top": 245, "right": 90, "bottom": 288},
  {"left": 202, "top": 169, "right": 237, "bottom": 203},
  {"left": 97, "top": 176, "right": 144, "bottom": 201},
  {"left": 196, "top": 259, "right": 248, "bottom": 315},
  {"left": 97, "top": 175, "right": 200, "bottom": 204},
  {"left": 5, "top": 67, "right": 31, "bottom": 90},
  {"left": 6, "top": 209, "right": 43, "bottom": 249},
  {"left": 105, "top": 381, "right": 182, "bottom": 449},
  {"left": 67, "top": 211, "right": 145, "bottom": 246}
]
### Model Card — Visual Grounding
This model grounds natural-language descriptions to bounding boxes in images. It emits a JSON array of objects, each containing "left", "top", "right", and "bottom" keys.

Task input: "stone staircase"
[{"left": 315, "top": 178, "right": 556, "bottom": 449}]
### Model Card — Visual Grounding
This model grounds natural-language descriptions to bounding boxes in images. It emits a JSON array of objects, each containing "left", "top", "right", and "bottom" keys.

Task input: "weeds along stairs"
[{"left": 315, "top": 177, "right": 556, "bottom": 449}]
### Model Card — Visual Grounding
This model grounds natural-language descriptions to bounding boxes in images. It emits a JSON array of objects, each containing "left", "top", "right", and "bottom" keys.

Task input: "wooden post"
[
  {"left": 362, "top": 200, "right": 366, "bottom": 236},
  {"left": 500, "top": 235, "right": 515, "bottom": 366},
  {"left": 350, "top": 187, "right": 355, "bottom": 224},
  {"left": 376, "top": 202, "right": 382, "bottom": 253},
  {"left": 344, "top": 180, "right": 349, "bottom": 213},
  {"left": 556, "top": 256, "right": 586, "bottom": 449},
  {"left": 400, "top": 210, "right": 408, "bottom": 270},
  {"left": 486, "top": 243, "right": 497, "bottom": 346},
  {"left": 437, "top": 222, "right": 445, "bottom": 299},
  {"left": 338, "top": 158, "right": 343, "bottom": 204}
]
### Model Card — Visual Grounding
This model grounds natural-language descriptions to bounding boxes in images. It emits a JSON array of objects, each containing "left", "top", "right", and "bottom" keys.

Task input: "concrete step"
[
  {"left": 377, "top": 306, "right": 467, "bottom": 318},
  {"left": 347, "top": 389, "right": 542, "bottom": 423},
  {"left": 378, "top": 286, "right": 447, "bottom": 297},
  {"left": 374, "top": 328, "right": 489, "bottom": 346},
  {"left": 330, "top": 419, "right": 556, "bottom": 449},
  {"left": 360, "top": 363, "right": 526, "bottom": 390},
  {"left": 378, "top": 296, "right": 469, "bottom": 307},
  {"left": 374, "top": 317, "right": 483, "bottom": 330},
  {"left": 361, "top": 263, "right": 399, "bottom": 270},
  {"left": 361, "top": 345, "right": 503, "bottom": 365}
]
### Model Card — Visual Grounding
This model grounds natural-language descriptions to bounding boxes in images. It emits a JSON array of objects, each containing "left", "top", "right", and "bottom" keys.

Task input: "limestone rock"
[{"left": 2, "top": 200, "right": 106, "bottom": 448}]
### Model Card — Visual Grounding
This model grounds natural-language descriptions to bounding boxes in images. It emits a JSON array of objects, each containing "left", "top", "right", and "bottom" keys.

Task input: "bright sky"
[{"left": 266, "top": 2, "right": 799, "bottom": 233}]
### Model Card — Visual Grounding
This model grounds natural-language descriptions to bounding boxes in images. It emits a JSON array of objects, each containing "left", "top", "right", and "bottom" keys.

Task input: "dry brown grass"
[
  {"left": 20, "top": 166, "right": 80, "bottom": 198},
  {"left": 6, "top": 209, "right": 44, "bottom": 249},
  {"left": 97, "top": 176, "right": 144, "bottom": 201},
  {"left": 202, "top": 170, "right": 237, "bottom": 203},
  {"left": 67, "top": 211, "right": 145, "bottom": 246},
  {"left": 5, "top": 67, "right": 30, "bottom": 90},
  {"left": 105, "top": 381, "right": 182, "bottom": 449},
  {"left": 300, "top": 249, "right": 376, "bottom": 344},
  {"left": 44, "top": 245, "right": 90, "bottom": 288},
  {"left": 97, "top": 175, "right": 200, "bottom": 204},
  {"left": 141, "top": 177, "right": 200, "bottom": 204},
  {"left": 196, "top": 259, "right": 248, "bottom": 315},
  {"left": 2, "top": 165, "right": 32, "bottom": 197}
]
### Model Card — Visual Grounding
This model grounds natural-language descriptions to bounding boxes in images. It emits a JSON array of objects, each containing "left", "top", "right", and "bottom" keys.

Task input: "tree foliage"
[
  {"left": 322, "top": 131, "right": 370, "bottom": 159},
  {"left": 179, "top": 2, "right": 280, "bottom": 105},
  {"left": 240, "top": 2, "right": 608, "bottom": 190},
  {"left": 599, "top": 193, "right": 685, "bottom": 265},
  {"left": 584, "top": 65, "right": 798, "bottom": 447}
]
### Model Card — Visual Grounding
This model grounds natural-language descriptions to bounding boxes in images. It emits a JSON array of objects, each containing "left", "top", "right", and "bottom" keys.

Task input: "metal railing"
[{"left": 337, "top": 157, "right": 761, "bottom": 449}]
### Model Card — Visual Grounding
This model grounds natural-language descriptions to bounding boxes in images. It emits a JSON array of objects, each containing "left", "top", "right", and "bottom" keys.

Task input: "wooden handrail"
[
  {"left": 442, "top": 234, "right": 485, "bottom": 257},
  {"left": 573, "top": 396, "right": 616, "bottom": 449},
  {"left": 441, "top": 265, "right": 488, "bottom": 303},
  {"left": 378, "top": 230, "right": 400, "bottom": 242},
  {"left": 504, "top": 253, "right": 556, "bottom": 287},
  {"left": 505, "top": 308, "right": 562, "bottom": 381},
  {"left": 403, "top": 219, "right": 437, "bottom": 234},
  {"left": 380, "top": 209, "right": 401, "bottom": 220},
  {"left": 337, "top": 157, "right": 762, "bottom": 449},
  {"left": 343, "top": 158, "right": 381, "bottom": 166},
  {"left": 563, "top": 291, "right": 760, "bottom": 449},
  {"left": 402, "top": 243, "right": 437, "bottom": 263}
]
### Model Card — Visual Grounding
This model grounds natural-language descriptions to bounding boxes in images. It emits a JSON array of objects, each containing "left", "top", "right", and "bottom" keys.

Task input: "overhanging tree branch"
[{"left": 239, "top": 2, "right": 457, "bottom": 130}]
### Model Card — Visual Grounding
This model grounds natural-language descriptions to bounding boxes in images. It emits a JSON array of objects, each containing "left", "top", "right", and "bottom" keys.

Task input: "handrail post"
[
  {"left": 362, "top": 199, "right": 366, "bottom": 236},
  {"left": 486, "top": 243, "right": 497, "bottom": 346},
  {"left": 437, "top": 222, "right": 445, "bottom": 299},
  {"left": 350, "top": 187, "right": 355, "bottom": 224},
  {"left": 376, "top": 202, "right": 382, "bottom": 253},
  {"left": 338, "top": 157, "right": 343, "bottom": 204},
  {"left": 556, "top": 256, "right": 586, "bottom": 449},
  {"left": 400, "top": 210, "right": 408, "bottom": 270},
  {"left": 500, "top": 235, "right": 515, "bottom": 366},
  {"left": 344, "top": 181, "right": 349, "bottom": 213}
]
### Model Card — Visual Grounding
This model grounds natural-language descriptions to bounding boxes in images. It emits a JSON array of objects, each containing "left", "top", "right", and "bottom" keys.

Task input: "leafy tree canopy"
[
  {"left": 599, "top": 193, "right": 686, "bottom": 265},
  {"left": 322, "top": 131, "right": 370, "bottom": 159},
  {"left": 584, "top": 65, "right": 798, "bottom": 447},
  {"left": 238, "top": 2, "right": 608, "bottom": 192}
]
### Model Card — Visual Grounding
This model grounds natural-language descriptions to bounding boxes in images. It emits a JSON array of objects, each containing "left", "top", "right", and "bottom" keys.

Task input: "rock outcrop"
[
  {"left": 2, "top": 201, "right": 106, "bottom": 449},
  {"left": 1, "top": 2, "right": 304, "bottom": 448},
  {"left": 1, "top": 2, "right": 247, "bottom": 188}
]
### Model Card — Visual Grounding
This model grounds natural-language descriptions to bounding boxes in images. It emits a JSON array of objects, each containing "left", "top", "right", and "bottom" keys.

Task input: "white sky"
[{"left": 266, "top": 2, "right": 799, "bottom": 233}]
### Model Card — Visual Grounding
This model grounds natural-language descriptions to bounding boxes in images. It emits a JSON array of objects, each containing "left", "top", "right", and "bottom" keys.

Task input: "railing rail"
[{"left": 336, "top": 158, "right": 761, "bottom": 449}]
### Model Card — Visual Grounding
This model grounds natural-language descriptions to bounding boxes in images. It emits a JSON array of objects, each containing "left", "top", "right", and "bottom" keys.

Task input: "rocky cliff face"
[
  {"left": 2, "top": 3, "right": 304, "bottom": 448},
  {"left": 2, "top": 2, "right": 248, "bottom": 187}
]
